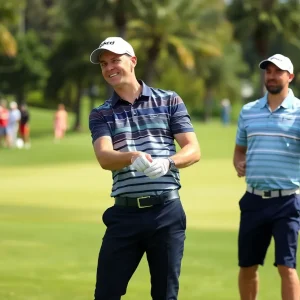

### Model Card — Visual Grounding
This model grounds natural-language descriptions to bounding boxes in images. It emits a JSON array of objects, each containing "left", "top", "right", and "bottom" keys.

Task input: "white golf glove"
[
  {"left": 144, "top": 158, "right": 170, "bottom": 179},
  {"left": 131, "top": 154, "right": 152, "bottom": 172}
]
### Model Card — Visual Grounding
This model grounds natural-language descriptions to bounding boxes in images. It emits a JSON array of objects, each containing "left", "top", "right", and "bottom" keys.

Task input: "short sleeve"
[
  {"left": 169, "top": 92, "right": 194, "bottom": 135},
  {"left": 235, "top": 110, "right": 247, "bottom": 146},
  {"left": 89, "top": 108, "right": 111, "bottom": 143}
]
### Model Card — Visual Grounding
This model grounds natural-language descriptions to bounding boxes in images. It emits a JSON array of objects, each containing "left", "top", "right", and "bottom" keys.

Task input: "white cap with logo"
[
  {"left": 259, "top": 54, "right": 294, "bottom": 74},
  {"left": 90, "top": 37, "right": 135, "bottom": 64}
]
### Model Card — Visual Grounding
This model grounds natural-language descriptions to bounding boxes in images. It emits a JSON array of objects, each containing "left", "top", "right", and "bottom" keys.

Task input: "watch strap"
[{"left": 167, "top": 157, "right": 175, "bottom": 170}]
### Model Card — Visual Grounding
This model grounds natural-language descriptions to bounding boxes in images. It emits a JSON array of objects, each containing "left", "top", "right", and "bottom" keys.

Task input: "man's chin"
[
  {"left": 106, "top": 78, "right": 121, "bottom": 88},
  {"left": 266, "top": 86, "right": 282, "bottom": 95}
]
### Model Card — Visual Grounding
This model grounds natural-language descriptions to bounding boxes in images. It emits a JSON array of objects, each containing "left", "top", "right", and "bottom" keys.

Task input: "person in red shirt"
[{"left": 0, "top": 99, "right": 9, "bottom": 147}]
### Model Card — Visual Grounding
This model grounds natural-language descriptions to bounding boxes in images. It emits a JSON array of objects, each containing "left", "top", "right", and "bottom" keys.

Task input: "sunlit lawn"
[{"left": 0, "top": 108, "right": 291, "bottom": 299}]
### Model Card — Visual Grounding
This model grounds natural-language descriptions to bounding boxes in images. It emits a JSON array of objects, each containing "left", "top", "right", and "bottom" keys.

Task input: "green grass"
[{"left": 0, "top": 106, "right": 293, "bottom": 299}]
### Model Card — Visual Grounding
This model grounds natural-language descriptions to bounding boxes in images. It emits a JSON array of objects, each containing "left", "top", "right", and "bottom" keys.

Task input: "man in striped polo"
[
  {"left": 89, "top": 37, "right": 201, "bottom": 300},
  {"left": 234, "top": 54, "right": 300, "bottom": 300}
]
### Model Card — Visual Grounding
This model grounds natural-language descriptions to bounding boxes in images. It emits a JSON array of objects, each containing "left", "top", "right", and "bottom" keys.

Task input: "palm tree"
[
  {"left": 0, "top": 1, "right": 24, "bottom": 57},
  {"left": 0, "top": 25, "right": 17, "bottom": 57},
  {"left": 126, "top": 0, "right": 228, "bottom": 84},
  {"left": 124, "top": 0, "right": 237, "bottom": 121},
  {"left": 227, "top": 0, "right": 300, "bottom": 95}
]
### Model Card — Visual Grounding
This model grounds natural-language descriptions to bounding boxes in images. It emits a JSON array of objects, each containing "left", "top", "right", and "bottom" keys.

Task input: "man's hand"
[
  {"left": 144, "top": 158, "right": 170, "bottom": 179},
  {"left": 235, "top": 161, "right": 246, "bottom": 177},
  {"left": 233, "top": 145, "right": 247, "bottom": 178},
  {"left": 131, "top": 153, "right": 152, "bottom": 172}
]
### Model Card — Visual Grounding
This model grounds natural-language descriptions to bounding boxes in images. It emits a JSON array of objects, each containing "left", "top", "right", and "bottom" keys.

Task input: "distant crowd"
[
  {"left": 0, "top": 99, "right": 68, "bottom": 149},
  {"left": 0, "top": 99, "right": 30, "bottom": 149}
]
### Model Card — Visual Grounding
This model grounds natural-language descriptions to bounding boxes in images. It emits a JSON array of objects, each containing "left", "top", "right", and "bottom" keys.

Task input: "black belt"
[{"left": 114, "top": 190, "right": 180, "bottom": 208}]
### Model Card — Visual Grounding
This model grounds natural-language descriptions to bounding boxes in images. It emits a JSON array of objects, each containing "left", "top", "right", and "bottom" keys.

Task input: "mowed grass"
[{"left": 0, "top": 106, "right": 292, "bottom": 300}]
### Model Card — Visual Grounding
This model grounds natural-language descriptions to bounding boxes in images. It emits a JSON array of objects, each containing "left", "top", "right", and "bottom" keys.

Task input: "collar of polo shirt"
[
  {"left": 111, "top": 80, "right": 152, "bottom": 107},
  {"left": 258, "top": 88, "right": 295, "bottom": 109}
]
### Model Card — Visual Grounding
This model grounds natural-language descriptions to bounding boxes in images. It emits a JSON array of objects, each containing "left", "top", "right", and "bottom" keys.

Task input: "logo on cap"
[
  {"left": 100, "top": 41, "right": 115, "bottom": 47},
  {"left": 269, "top": 56, "right": 283, "bottom": 62}
]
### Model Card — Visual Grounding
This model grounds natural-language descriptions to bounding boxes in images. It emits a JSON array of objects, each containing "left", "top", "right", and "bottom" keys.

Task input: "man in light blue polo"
[
  {"left": 89, "top": 37, "right": 201, "bottom": 300},
  {"left": 234, "top": 54, "right": 300, "bottom": 300}
]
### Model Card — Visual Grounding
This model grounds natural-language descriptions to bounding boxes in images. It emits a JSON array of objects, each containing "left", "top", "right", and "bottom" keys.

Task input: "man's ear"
[
  {"left": 130, "top": 56, "right": 137, "bottom": 67},
  {"left": 288, "top": 73, "right": 295, "bottom": 83},
  {"left": 129, "top": 56, "right": 137, "bottom": 72}
]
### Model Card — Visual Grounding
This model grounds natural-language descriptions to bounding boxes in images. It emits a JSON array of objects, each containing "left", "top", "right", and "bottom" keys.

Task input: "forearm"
[
  {"left": 95, "top": 150, "right": 138, "bottom": 171},
  {"left": 233, "top": 148, "right": 246, "bottom": 169},
  {"left": 171, "top": 143, "right": 200, "bottom": 169}
]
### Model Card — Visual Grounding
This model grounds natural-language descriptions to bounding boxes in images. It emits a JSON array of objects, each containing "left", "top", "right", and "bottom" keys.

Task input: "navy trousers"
[{"left": 94, "top": 198, "right": 186, "bottom": 300}]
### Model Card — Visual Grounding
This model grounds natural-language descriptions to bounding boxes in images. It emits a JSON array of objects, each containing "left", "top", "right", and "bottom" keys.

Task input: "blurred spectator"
[
  {"left": 54, "top": 103, "right": 68, "bottom": 142},
  {"left": 19, "top": 104, "right": 31, "bottom": 149},
  {"left": 220, "top": 98, "right": 231, "bottom": 126},
  {"left": 7, "top": 101, "right": 21, "bottom": 148},
  {"left": 0, "top": 99, "right": 9, "bottom": 147}
]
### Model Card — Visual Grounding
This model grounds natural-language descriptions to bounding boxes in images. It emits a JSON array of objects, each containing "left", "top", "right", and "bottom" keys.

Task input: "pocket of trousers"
[
  {"left": 291, "top": 195, "right": 300, "bottom": 218},
  {"left": 102, "top": 206, "right": 114, "bottom": 226},
  {"left": 178, "top": 201, "right": 187, "bottom": 230}
]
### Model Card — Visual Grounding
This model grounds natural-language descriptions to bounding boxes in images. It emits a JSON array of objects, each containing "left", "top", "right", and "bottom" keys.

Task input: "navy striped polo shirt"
[
  {"left": 89, "top": 81, "right": 194, "bottom": 197},
  {"left": 236, "top": 89, "right": 300, "bottom": 190}
]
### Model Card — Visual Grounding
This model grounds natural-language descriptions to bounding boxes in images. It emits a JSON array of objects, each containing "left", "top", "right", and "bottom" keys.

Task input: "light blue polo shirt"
[{"left": 236, "top": 89, "right": 300, "bottom": 190}]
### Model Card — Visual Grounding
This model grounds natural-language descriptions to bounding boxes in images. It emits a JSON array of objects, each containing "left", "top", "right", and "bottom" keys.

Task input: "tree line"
[{"left": 1, "top": 0, "right": 300, "bottom": 129}]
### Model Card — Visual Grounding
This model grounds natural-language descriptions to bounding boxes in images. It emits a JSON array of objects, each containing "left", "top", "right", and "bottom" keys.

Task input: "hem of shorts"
[
  {"left": 238, "top": 262, "right": 264, "bottom": 267},
  {"left": 273, "top": 262, "right": 296, "bottom": 268}
]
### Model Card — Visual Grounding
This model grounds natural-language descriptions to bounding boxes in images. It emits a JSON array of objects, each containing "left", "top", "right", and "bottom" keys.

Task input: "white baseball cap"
[
  {"left": 90, "top": 37, "right": 135, "bottom": 64},
  {"left": 259, "top": 54, "right": 294, "bottom": 74}
]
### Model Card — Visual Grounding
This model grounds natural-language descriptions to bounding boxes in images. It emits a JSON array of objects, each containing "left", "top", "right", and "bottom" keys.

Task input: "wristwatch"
[{"left": 167, "top": 157, "right": 175, "bottom": 170}]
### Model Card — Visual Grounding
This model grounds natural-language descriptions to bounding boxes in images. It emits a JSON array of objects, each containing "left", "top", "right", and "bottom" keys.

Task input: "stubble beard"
[{"left": 265, "top": 84, "right": 283, "bottom": 95}]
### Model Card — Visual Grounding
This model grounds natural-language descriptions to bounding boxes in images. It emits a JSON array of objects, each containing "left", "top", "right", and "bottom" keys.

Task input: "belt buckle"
[
  {"left": 137, "top": 196, "right": 152, "bottom": 208},
  {"left": 262, "top": 190, "right": 272, "bottom": 199}
]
